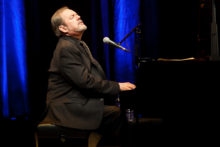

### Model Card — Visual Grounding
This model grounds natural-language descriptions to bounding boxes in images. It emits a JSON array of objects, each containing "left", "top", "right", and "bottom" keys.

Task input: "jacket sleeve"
[{"left": 59, "top": 46, "right": 120, "bottom": 96}]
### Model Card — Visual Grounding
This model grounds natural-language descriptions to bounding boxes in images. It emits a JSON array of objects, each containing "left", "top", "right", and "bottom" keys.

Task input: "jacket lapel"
[{"left": 80, "top": 41, "right": 106, "bottom": 79}]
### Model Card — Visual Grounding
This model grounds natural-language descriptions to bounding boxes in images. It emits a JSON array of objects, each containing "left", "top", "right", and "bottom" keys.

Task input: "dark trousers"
[
  {"left": 56, "top": 105, "right": 128, "bottom": 146},
  {"left": 96, "top": 105, "right": 128, "bottom": 146}
]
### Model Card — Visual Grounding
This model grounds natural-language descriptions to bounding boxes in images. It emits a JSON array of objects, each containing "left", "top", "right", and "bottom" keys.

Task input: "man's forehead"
[{"left": 61, "top": 9, "right": 76, "bottom": 16}]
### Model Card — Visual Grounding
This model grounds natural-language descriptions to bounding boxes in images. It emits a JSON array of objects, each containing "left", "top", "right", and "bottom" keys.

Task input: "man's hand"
[{"left": 119, "top": 82, "right": 136, "bottom": 91}]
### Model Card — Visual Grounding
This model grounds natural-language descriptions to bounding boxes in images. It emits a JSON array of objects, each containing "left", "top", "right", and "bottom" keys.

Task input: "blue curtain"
[
  {"left": 100, "top": 0, "right": 111, "bottom": 79},
  {"left": 0, "top": 0, "right": 29, "bottom": 118},
  {"left": 113, "top": 0, "right": 140, "bottom": 83}
]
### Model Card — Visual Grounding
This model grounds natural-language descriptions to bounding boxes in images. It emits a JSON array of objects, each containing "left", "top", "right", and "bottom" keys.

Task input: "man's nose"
[{"left": 77, "top": 15, "right": 81, "bottom": 20}]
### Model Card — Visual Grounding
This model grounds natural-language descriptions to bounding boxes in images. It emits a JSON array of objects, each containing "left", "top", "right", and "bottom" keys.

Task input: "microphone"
[{"left": 103, "top": 37, "right": 129, "bottom": 52}]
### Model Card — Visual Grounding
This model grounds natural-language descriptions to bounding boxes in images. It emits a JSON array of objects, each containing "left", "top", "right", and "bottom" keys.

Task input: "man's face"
[{"left": 60, "top": 9, "right": 87, "bottom": 37}]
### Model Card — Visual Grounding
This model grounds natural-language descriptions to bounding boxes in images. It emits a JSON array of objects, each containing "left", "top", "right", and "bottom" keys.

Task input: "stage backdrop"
[{"left": 0, "top": 0, "right": 29, "bottom": 119}]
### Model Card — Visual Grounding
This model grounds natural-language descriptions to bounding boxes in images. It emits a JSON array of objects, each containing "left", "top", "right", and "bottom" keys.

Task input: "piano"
[{"left": 120, "top": 58, "right": 219, "bottom": 127}]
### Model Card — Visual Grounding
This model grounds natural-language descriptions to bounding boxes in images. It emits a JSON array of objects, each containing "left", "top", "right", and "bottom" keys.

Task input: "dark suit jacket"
[{"left": 42, "top": 36, "right": 120, "bottom": 130}]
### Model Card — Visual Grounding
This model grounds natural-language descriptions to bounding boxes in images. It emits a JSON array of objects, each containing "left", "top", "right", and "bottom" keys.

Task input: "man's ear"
[{"left": 59, "top": 25, "right": 68, "bottom": 33}]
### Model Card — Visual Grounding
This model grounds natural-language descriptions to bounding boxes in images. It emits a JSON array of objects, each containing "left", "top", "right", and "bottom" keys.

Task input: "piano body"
[{"left": 120, "top": 58, "right": 219, "bottom": 127}]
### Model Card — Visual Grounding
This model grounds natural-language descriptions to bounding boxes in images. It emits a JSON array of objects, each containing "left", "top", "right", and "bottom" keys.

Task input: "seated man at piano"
[{"left": 41, "top": 6, "right": 136, "bottom": 147}]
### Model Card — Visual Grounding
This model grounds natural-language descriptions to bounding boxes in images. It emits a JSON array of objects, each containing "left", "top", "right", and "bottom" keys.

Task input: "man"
[{"left": 42, "top": 6, "right": 136, "bottom": 146}]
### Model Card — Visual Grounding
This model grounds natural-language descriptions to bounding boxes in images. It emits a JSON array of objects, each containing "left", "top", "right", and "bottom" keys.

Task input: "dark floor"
[{"left": 0, "top": 115, "right": 218, "bottom": 147}]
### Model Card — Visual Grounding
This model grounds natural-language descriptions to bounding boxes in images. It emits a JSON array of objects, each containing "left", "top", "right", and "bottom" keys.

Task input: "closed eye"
[{"left": 69, "top": 15, "right": 74, "bottom": 19}]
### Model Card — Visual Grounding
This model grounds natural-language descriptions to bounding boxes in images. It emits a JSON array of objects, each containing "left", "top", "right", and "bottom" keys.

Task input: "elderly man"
[{"left": 41, "top": 6, "right": 136, "bottom": 147}]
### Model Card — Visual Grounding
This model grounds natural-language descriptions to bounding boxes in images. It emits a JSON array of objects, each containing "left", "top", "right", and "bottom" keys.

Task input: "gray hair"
[{"left": 51, "top": 6, "right": 68, "bottom": 37}]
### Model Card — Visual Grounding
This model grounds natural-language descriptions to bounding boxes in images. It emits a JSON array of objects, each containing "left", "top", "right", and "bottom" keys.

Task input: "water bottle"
[
  {"left": 126, "top": 108, "right": 135, "bottom": 123},
  {"left": 115, "top": 97, "right": 120, "bottom": 108}
]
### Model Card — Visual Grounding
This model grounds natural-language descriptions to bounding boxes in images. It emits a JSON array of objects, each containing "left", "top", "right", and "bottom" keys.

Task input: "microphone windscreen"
[{"left": 103, "top": 37, "right": 110, "bottom": 43}]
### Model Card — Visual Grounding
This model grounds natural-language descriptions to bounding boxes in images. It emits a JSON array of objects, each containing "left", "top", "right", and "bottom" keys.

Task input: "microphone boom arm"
[{"left": 119, "top": 24, "right": 141, "bottom": 45}]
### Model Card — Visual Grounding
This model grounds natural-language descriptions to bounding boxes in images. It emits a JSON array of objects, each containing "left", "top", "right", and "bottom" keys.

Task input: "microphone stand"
[
  {"left": 118, "top": 24, "right": 142, "bottom": 124},
  {"left": 119, "top": 23, "right": 142, "bottom": 66},
  {"left": 119, "top": 24, "right": 142, "bottom": 45},
  {"left": 119, "top": 24, "right": 141, "bottom": 64}
]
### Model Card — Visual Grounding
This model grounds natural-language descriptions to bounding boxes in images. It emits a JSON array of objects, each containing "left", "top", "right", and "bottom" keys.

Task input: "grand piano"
[{"left": 120, "top": 57, "right": 219, "bottom": 125}]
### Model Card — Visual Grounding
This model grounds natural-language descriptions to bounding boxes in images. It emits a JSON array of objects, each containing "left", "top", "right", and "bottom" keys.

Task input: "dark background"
[{"left": 1, "top": 0, "right": 218, "bottom": 146}]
